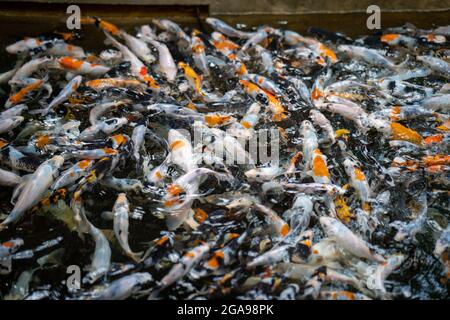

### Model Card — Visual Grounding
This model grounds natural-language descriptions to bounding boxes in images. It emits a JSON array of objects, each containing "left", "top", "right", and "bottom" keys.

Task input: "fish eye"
[{"left": 105, "top": 119, "right": 118, "bottom": 125}]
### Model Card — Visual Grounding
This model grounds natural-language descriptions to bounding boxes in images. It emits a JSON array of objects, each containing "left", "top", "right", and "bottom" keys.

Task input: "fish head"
[
  {"left": 300, "top": 120, "right": 314, "bottom": 135},
  {"left": 244, "top": 168, "right": 260, "bottom": 180},
  {"left": 226, "top": 196, "right": 254, "bottom": 210},
  {"left": 51, "top": 155, "right": 65, "bottom": 168},
  {"left": 319, "top": 217, "right": 338, "bottom": 236},
  {"left": 11, "top": 116, "right": 24, "bottom": 127},
  {"left": 343, "top": 158, "right": 355, "bottom": 174},
  {"left": 6, "top": 40, "right": 30, "bottom": 54},
  {"left": 337, "top": 45, "right": 352, "bottom": 56},
  {"left": 135, "top": 272, "right": 153, "bottom": 284},
  {"left": 205, "top": 18, "right": 218, "bottom": 27}
]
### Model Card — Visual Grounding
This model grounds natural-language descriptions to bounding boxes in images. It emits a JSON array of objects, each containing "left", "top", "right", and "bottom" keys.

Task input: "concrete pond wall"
[{"left": 0, "top": 0, "right": 448, "bottom": 43}]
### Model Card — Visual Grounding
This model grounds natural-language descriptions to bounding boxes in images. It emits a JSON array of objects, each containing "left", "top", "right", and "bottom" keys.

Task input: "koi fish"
[
  {"left": 58, "top": 57, "right": 110, "bottom": 76},
  {"left": 0, "top": 155, "right": 64, "bottom": 230},
  {"left": 320, "top": 217, "right": 386, "bottom": 263},
  {"left": 113, "top": 193, "right": 142, "bottom": 262}
]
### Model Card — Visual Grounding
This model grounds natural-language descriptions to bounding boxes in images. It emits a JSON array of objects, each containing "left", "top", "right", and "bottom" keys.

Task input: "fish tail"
[
  {"left": 129, "top": 251, "right": 144, "bottom": 263},
  {"left": 165, "top": 206, "right": 190, "bottom": 231},
  {"left": 394, "top": 55, "right": 410, "bottom": 72}
]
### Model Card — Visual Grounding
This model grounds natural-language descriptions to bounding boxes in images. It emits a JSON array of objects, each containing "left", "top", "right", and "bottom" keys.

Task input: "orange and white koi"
[
  {"left": 283, "top": 30, "right": 337, "bottom": 64},
  {"left": 70, "top": 147, "right": 119, "bottom": 160},
  {"left": 204, "top": 232, "right": 247, "bottom": 271},
  {"left": 152, "top": 243, "right": 209, "bottom": 297},
  {"left": 0, "top": 238, "right": 24, "bottom": 259},
  {"left": 239, "top": 79, "right": 287, "bottom": 121},
  {"left": 211, "top": 32, "right": 240, "bottom": 58},
  {"left": 5, "top": 78, "right": 46, "bottom": 108},
  {"left": 240, "top": 102, "right": 261, "bottom": 129},
  {"left": 190, "top": 35, "right": 210, "bottom": 75},
  {"left": 164, "top": 168, "right": 232, "bottom": 230},
  {"left": 310, "top": 72, "right": 329, "bottom": 106},
  {"left": 343, "top": 158, "right": 372, "bottom": 206},
  {"left": 284, "top": 151, "right": 302, "bottom": 175},
  {"left": 104, "top": 31, "right": 159, "bottom": 90},
  {"left": 58, "top": 57, "right": 110, "bottom": 76},
  {"left": 310, "top": 149, "right": 331, "bottom": 184},
  {"left": 51, "top": 159, "right": 94, "bottom": 190},
  {"left": 145, "top": 160, "right": 170, "bottom": 186},
  {"left": 374, "top": 105, "right": 438, "bottom": 121},
  {"left": 195, "top": 121, "right": 255, "bottom": 167},
  {"left": 168, "top": 129, "right": 197, "bottom": 173},
  {"left": 85, "top": 78, "right": 144, "bottom": 91},
  {"left": 226, "top": 102, "right": 261, "bottom": 140},
  {"left": 80, "top": 16, "right": 120, "bottom": 36},
  {"left": 420, "top": 33, "right": 446, "bottom": 44},
  {"left": 6, "top": 37, "right": 47, "bottom": 54},
  {"left": 389, "top": 122, "right": 424, "bottom": 146},
  {"left": 179, "top": 62, "right": 203, "bottom": 95},
  {"left": 204, "top": 113, "right": 235, "bottom": 127},
  {"left": 253, "top": 203, "right": 290, "bottom": 238},
  {"left": 380, "top": 33, "right": 417, "bottom": 49},
  {"left": 36, "top": 40, "right": 85, "bottom": 58},
  {"left": 243, "top": 73, "right": 283, "bottom": 96}
]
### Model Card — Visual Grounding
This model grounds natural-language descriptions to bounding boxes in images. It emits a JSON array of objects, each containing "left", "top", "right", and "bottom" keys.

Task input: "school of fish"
[{"left": 0, "top": 17, "right": 449, "bottom": 300}]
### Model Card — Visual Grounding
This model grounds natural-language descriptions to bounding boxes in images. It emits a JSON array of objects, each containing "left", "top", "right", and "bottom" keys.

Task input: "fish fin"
[{"left": 165, "top": 206, "right": 190, "bottom": 230}]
